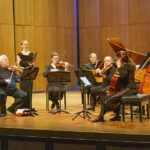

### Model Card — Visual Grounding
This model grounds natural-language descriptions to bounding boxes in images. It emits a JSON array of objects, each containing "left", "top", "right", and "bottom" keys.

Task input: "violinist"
[
  {"left": 0, "top": 55, "right": 27, "bottom": 117},
  {"left": 87, "top": 56, "right": 116, "bottom": 111},
  {"left": 92, "top": 51, "right": 137, "bottom": 122},
  {"left": 43, "top": 52, "right": 69, "bottom": 110},
  {"left": 17, "top": 40, "right": 34, "bottom": 109},
  {"left": 84, "top": 53, "right": 100, "bottom": 70}
]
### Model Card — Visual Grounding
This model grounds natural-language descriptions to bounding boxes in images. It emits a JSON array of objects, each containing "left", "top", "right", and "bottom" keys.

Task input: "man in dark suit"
[{"left": 0, "top": 55, "right": 27, "bottom": 117}]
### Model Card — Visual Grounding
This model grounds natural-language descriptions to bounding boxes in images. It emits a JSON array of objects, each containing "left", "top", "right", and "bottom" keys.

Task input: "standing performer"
[
  {"left": 87, "top": 56, "right": 116, "bottom": 111},
  {"left": 0, "top": 55, "right": 27, "bottom": 117},
  {"left": 43, "top": 52, "right": 69, "bottom": 110},
  {"left": 92, "top": 51, "right": 138, "bottom": 122},
  {"left": 17, "top": 40, "right": 34, "bottom": 108}
]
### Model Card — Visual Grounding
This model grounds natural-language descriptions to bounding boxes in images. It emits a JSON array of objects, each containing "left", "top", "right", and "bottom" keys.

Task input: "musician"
[
  {"left": 87, "top": 56, "right": 116, "bottom": 111},
  {"left": 43, "top": 52, "right": 69, "bottom": 110},
  {"left": 136, "top": 51, "right": 150, "bottom": 70},
  {"left": 17, "top": 40, "right": 34, "bottom": 108},
  {"left": 84, "top": 53, "right": 100, "bottom": 70},
  {"left": 92, "top": 51, "right": 138, "bottom": 122},
  {"left": 0, "top": 55, "right": 27, "bottom": 117}
]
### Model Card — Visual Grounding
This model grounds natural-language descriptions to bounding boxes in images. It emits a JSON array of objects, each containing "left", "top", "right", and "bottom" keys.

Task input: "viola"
[
  {"left": 103, "top": 64, "right": 113, "bottom": 72},
  {"left": 8, "top": 66, "right": 23, "bottom": 72}
]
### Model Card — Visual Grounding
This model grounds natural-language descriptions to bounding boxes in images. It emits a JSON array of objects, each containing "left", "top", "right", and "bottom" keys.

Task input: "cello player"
[{"left": 91, "top": 51, "right": 138, "bottom": 122}]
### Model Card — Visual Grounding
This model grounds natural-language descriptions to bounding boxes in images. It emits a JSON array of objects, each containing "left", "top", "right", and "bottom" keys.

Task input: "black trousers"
[
  {"left": 47, "top": 83, "right": 66, "bottom": 103},
  {"left": 0, "top": 87, "right": 27, "bottom": 113},
  {"left": 90, "top": 86, "right": 109, "bottom": 108},
  {"left": 20, "top": 80, "right": 33, "bottom": 108},
  {"left": 99, "top": 88, "right": 138, "bottom": 118}
]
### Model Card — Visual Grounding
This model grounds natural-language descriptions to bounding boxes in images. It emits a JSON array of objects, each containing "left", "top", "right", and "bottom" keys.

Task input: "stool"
[{"left": 121, "top": 94, "right": 150, "bottom": 122}]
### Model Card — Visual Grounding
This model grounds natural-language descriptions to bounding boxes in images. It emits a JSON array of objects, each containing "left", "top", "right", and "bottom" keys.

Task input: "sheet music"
[{"left": 80, "top": 76, "right": 91, "bottom": 86}]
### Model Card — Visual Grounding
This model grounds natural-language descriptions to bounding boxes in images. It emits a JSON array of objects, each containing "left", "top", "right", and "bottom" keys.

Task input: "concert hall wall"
[{"left": 0, "top": 0, "right": 150, "bottom": 91}]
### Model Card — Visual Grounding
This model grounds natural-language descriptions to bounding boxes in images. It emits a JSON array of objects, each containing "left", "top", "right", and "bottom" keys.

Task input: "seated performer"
[
  {"left": 84, "top": 53, "right": 100, "bottom": 70},
  {"left": 43, "top": 52, "right": 69, "bottom": 110},
  {"left": 136, "top": 51, "right": 150, "bottom": 70},
  {"left": 0, "top": 55, "right": 27, "bottom": 117},
  {"left": 87, "top": 56, "right": 116, "bottom": 111},
  {"left": 92, "top": 51, "right": 138, "bottom": 122}
]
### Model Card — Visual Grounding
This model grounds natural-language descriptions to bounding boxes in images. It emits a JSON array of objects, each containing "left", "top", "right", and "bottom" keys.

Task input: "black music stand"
[
  {"left": 20, "top": 67, "right": 39, "bottom": 117},
  {"left": 72, "top": 69, "right": 94, "bottom": 121},
  {"left": 47, "top": 71, "right": 71, "bottom": 114}
]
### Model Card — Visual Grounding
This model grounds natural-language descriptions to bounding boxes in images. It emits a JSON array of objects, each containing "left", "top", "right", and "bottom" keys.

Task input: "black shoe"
[
  {"left": 0, "top": 112, "right": 7, "bottom": 117},
  {"left": 51, "top": 102, "right": 56, "bottom": 109},
  {"left": 7, "top": 107, "right": 15, "bottom": 114},
  {"left": 87, "top": 106, "right": 95, "bottom": 111},
  {"left": 91, "top": 116, "right": 104, "bottom": 123},
  {"left": 110, "top": 115, "right": 121, "bottom": 121},
  {"left": 56, "top": 102, "right": 60, "bottom": 111}
]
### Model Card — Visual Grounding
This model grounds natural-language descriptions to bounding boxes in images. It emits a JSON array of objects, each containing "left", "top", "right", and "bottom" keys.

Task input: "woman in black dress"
[
  {"left": 92, "top": 51, "right": 138, "bottom": 122},
  {"left": 17, "top": 40, "right": 34, "bottom": 108}
]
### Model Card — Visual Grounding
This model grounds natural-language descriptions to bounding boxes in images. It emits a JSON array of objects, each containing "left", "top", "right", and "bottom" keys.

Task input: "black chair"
[
  {"left": 46, "top": 88, "right": 67, "bottom": 111},
  {"left": 121, "top": 94, "right": 150, "bottom": 122}
]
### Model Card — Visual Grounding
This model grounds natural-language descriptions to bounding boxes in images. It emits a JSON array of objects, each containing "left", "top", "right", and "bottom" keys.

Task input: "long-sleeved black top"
[{"left": 118, "top": 63, "right": 137, "bottom": 90}]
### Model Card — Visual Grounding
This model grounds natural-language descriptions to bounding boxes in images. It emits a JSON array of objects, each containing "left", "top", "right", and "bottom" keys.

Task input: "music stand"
[
  {"left": 47, "top": 71, "right": 71, "bottom": 114},
  {"left": 20, "top": 67, "right": 39, "bottom": 117},
  {"left": 72, "top": 69, "right": 94, "bottom": 121}
]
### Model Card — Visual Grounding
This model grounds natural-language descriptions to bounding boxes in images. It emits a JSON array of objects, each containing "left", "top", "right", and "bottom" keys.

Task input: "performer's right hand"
[
  {"left": 136, "top": 65, "right": 140, "bottom": 70},
  {"left": 5, "top": 79, "right": 11, "bottom": 85}
]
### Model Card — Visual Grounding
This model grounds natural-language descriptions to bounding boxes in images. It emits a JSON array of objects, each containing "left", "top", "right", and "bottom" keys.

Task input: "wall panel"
[
  {"left": 78, "top": 0, "right": 101, "bottom": 65},
  {"left": 128, "top": 0, "right": 150, "bottom": 55},
  {"left": 0, "top": 0, "right": 15, "bottom": 65}
]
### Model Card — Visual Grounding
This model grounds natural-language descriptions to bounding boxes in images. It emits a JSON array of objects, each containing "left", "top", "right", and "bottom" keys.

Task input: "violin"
[
  {"left": 55, "top": 63, "right": 65, "bottom": 68},
  {"left": 8, "top": 66, "right": 23, "bottom": 72}
]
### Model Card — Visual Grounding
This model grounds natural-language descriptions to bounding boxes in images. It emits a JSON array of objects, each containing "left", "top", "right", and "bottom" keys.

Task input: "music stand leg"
[
  {"left": 72, "top": 89, "right": 93, "bottom": 121},
  {"left": 49, "top": 77, "right": 70, "bottom": 115}
]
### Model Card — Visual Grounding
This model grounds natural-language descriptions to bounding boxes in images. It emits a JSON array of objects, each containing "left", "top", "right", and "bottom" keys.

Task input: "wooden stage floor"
[{"left": 1, "top": 91, "right": 150, "bottom": 142}]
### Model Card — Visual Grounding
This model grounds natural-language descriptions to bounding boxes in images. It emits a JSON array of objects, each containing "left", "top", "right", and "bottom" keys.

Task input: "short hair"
[
  {"left": 103, "top": 56, "right": 113, "bottom": 62},
  {"left": 89, "top": 53, "right": 97, "bottom": 58},
  {"left": 0, "top": 55, "right": 7, "bottom": 63},
  {"left": 51, "top": 52, "right": 59, "bottom": 58}
]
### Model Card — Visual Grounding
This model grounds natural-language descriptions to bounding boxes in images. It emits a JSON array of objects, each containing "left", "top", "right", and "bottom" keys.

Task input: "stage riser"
[{"left": 0, "top": 135, "right": 150, "bottom": 150}]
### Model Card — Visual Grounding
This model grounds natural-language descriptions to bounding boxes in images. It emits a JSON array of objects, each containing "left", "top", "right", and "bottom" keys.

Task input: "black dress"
[
  {"left": 43, "top": 64, "right": 67, "bottom": 102},
  {"left": 18, "top": 52, "right": 34, "bottom": 108}
]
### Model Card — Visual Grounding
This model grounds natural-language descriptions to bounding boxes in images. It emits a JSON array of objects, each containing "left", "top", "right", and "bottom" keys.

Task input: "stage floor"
[{"left": 1, "top": 91, "right": 150, "bottom": 142}]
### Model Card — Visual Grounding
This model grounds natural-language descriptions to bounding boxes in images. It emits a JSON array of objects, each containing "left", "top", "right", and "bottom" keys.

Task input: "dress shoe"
[
  {"left": 7, "top": 107, "right": 15, "bottom": 114},
  {"left": 86, "top": 106, "right": 95, "bottom": 111},
  {"left": 91, "top": 116, "right": 104, "bottom": 123},
  {"left": 110, "top": 115, "right": 121, "bottom": 121},
  {"left": 56, "top": 102, "right": 60, "bottom": 111},
  {"left": 51, "top": 102, "right": 56, "bottom": 109},
  {"left": 0, "top": 112, "right": 7, "bottom": 117}
]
